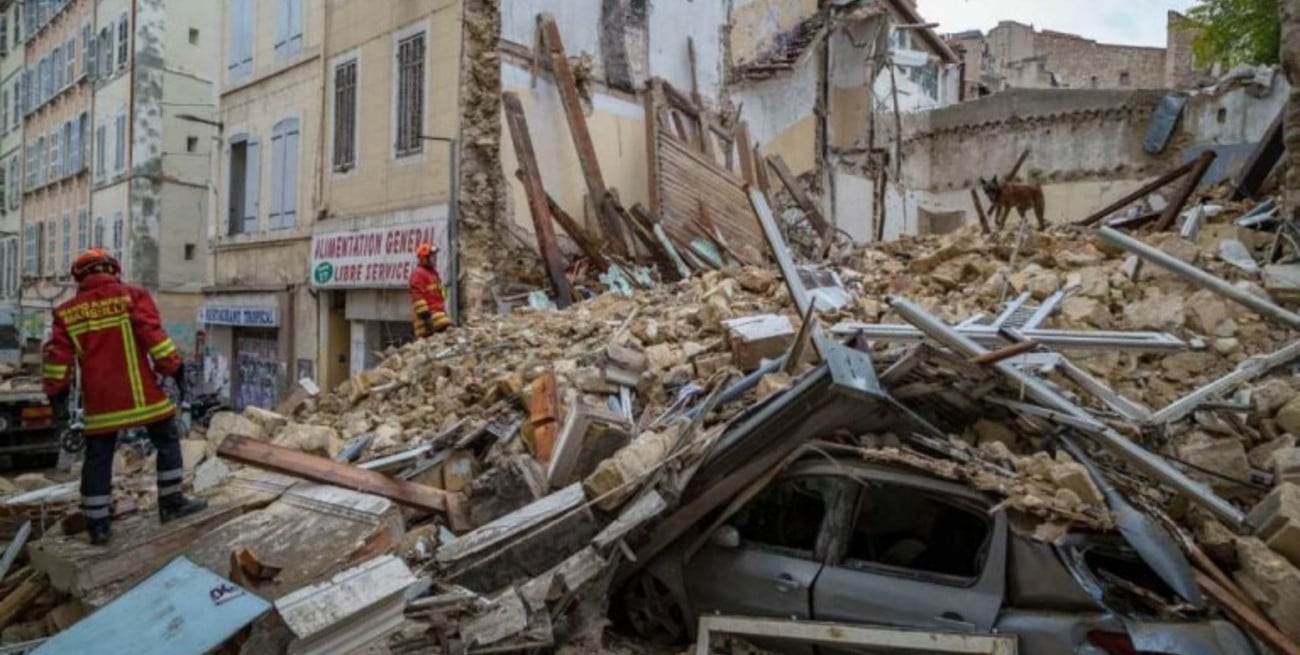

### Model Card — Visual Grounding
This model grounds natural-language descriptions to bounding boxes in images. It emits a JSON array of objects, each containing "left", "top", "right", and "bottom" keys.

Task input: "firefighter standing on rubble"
[
  {"left": 42, "top": 248, "right": 207, "bottom": 546},
  {"left": 409, "top": 242, "right": 452, "bottom": 337}
]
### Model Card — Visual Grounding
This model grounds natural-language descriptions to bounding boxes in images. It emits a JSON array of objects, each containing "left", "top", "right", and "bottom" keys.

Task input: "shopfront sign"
[
  {"left": 198, "top": 305, "right": 279, "bottom": 328},
  {"left": 310, "top": 220, "right": 449, "bottom": 289}
]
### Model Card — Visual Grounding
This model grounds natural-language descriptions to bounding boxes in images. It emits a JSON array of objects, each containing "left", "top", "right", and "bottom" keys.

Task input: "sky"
[{"left": 919, "top": 0, "right": 1200, "bottom": 47}]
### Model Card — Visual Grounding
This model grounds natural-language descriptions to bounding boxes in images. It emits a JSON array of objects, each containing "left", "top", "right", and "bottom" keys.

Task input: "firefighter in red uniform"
[
  {"left": 409, "top": 242, "right": 451, "bottom": 338},
  {"left": 42, "top": 249, "right": 207, "bottom": 545}
]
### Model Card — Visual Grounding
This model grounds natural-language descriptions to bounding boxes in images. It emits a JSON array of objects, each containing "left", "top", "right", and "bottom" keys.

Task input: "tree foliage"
[{"left": 1185, "top": 0, "right": 1281, "bottom": 68}]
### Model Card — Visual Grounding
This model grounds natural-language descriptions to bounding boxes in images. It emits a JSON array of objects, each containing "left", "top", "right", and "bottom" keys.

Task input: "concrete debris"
[{"left": 1234, "top": 536, "right": 1300, "bottom": 642}]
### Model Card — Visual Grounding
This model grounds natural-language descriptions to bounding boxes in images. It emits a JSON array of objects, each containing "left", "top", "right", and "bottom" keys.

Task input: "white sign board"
[{"left": 310, "top": 218, "right": 449, "bottom": 289}]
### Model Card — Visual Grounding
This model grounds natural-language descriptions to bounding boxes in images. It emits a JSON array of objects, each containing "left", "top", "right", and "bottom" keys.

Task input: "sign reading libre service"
[{"left": 309, "top": 222, "right": 448, "bottom": 289}]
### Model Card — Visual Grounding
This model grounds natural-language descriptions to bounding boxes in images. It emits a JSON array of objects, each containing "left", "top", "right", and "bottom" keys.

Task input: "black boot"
[
  {"left": 158, "top": 495, "right": 208, "bottom": 524},
  {"left": 88, "top": 517, "right": 111, "bottom": 546}
]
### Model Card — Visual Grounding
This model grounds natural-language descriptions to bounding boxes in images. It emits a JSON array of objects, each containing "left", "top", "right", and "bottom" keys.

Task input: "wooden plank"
[
  {"left": 970, "top": 188, "right": 990, "bottom": 234},
  {"left": 1075, "top": 158, "right": 1197, "bottom": 226},
  {"left": 538, "top": 14, "right": 628, "bottom": 255},
  {"left": 1195, "top": 570, "right": 1300, "bottom": 655},
  {"left": 535, "top": 182, "right": 609, "bottom": 268},
  {"left": 735, "top": 122, "right": 755, "bottom": 185},
  {"left": 767, "top": 154, "right": 831, "bottom": 239},
  {"left": 502, "top": 91, "right": 575, "bottom": 308},
  {"left": 527, "top": 372, "right": 559, "bottom": 463},
  {"left": 1005, "top": 148, "right": 1030, "bottom": 181},
  {"left": 436, "top": 484, "right": 586, "bottom": 565},
  {"left": 1154, "top": 150, "right": 1217, "bottom": 231},
  {"left": 0, "top": 576, "right": 42, "bottom": 628},
  {"left": 753, "top": 144, "right": 771, "bottom": 195},
  {"left": 218, "top": 435, "right": 465, "bottom": 517},
  {"left": 656, "top": 129, "right": 764, "bottom": 263}
]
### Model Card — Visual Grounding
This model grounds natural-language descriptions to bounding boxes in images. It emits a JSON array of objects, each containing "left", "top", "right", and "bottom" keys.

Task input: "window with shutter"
[
  {"left": 111, "top": 213, "right": 123, "bottom": 263},
  {"left": 49, "top": 129, "right": 60, "bottom": 181},
  {"left": 395, "top": 32, "right": 425, "bottom": 157},
  {"left": 60, "top": 213, "right": 70, "bottom": 273},
  {"left": 62, "top": 121, "right": 71, "bottom": 177},
  {"left": 65, "top": 37, "right": 74, "bottom": 82},
  {"left": 7, "top": 158, "right": 16, "bottom": 208},
  {"left": 0, "top": 165, "right": 6, "bottom": 212},
  {"left": 99, "top": 27, "right": 111, "bottom": 79},
  {"left": 82, "top": 23, "right": 91, "bottom": 78},
  {"left": 44, "top": 219, "right": 53, "bottom": 277},
  {"left": 270, "top": 118, "right": 299, "bottom": 229},
  {"left": 117, "top": 14, "right": 128, "bottom": 68},
  {"left": 244, "top": 138, "right": 260, "bottom": 233},
  {"left": 0, "top": 16, "right": 8, "bottom": 57},
  {"left": 93, "top": 216, "right": 104, "bottom": 247},
  {"left": 68, "top": 119, "right": 79, "bottom": 173},
  {"left": 95, "top": 125, "right": 105, "bottom": 179},
  {"left": 76, "top": 209, "right": 87, "bottom": 251},
  {"left": 51, "top": 46, "right": 61, "bottom": 92},
  {"left": 227, "top": 0, "right": 253, "bottom": 81},
  {"left": 23, "top": 225, "right": 33, "bottom": 276},
  {"left": 1, "top": 88, "right": 8, "bottom": 133},
  {"left": 274, "top": 0, "right": 302, "bottom": 59},
  {"left": 114, "top": 113, "right": 125, "bottom": 171},
  {"left": 78, "top": 112, "right": 88, "bottom": 172},
  {"left": 333, "top": 60, "right": 356, "bottom": 171}
]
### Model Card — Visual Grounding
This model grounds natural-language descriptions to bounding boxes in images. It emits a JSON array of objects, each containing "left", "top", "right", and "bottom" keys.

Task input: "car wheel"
[{"left": 615, "top": 573, "right": 689, "bottom": 644}]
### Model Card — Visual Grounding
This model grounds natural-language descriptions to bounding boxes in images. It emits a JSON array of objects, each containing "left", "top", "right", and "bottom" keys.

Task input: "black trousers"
[{"left": 80, "top": 417, "right": 184, "bottom": 521}]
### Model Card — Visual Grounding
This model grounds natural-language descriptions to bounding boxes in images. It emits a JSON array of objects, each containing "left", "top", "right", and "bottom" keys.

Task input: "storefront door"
[{"left": 232, "top": 328, "right": 283, "bottom": 410}]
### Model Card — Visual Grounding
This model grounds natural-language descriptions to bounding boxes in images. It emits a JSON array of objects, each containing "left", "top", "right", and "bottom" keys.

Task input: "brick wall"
[{"left": 1032, "top": 30, "right": 1165, "bottom": 89}]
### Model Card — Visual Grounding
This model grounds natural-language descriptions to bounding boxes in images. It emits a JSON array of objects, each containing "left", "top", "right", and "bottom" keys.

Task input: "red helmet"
[
  {"left": 416, "top": 242, "right": 436, "bottom": 259},
  {"left": 71, "top": 248, "right": 121, "bottom": 280}
]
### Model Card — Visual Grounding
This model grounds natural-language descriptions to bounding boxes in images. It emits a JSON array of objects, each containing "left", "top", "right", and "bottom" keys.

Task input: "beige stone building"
[
  {"left": 210, "top": 0, "right": 322, "bottom": 408},
  {"left": 947, "top": 12, "right": 1206, "bottom": 98},
  {"left": 310, "top": 0, "right": 461, "bottom": 390}
]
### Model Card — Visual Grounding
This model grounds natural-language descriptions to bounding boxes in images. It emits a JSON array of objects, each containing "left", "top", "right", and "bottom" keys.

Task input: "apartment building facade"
[
  {"left": 309, "top": 0, "right": 460, "bottom": 391},
  {"left": 210, "top": 0, "right": 323, "bottom": 409},
  {"left": 0, "top": 0, "right": 23, "bottom": 341},
  {"left": 18, "top": 0, "right": 94, "bottom": 342}
]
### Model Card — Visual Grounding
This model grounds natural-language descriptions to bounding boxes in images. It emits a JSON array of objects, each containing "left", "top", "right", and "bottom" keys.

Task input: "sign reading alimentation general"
[
  {"left": 309, "top": 221, "right": 449, "bottom": 289},
  {"left": 198, "top": 305, "right": 279, "bottom": 327}
]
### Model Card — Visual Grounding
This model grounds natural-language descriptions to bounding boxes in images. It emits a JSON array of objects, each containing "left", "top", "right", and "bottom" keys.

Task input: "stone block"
[
  {"left": 724, "top": 314, "right": 795, "bottom": 372},
  {"left": 1277, "top": 396, "right": 1300, "bottom": 435},
  {"left": 1248, "top": 483, "right": 1300, "bottom": 569},
  {"left": 1263, "top": 264, "right": 1300, "bottom": 304},
  {"left": 206, "top": 412, "right": 263, "bottom": 447},
  {"left": 1234, "top": 536, "right": 1300, "bottom": 641},
  {"left": 1175, "top": 436, "right": 1250, "bottom": 490}
]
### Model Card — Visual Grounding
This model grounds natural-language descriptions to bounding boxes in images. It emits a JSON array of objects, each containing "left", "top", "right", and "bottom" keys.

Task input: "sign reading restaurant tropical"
[{"left": 309, "top": 220, "right": 449, "bottom": 289}]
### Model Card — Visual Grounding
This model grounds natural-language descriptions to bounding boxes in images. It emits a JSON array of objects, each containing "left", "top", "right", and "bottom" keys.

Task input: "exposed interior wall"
[
  {"left": 647, "top": 0, "right": 726, "bottom": 103},
  {"left": 498, "top": 62, "right": 647, "bottom": 248},
  {"left": 732, "top": 59, "right": 819, "bottom": 174},
  {"left": 729, "top": 0, "right": 817, "bottom": 65}
]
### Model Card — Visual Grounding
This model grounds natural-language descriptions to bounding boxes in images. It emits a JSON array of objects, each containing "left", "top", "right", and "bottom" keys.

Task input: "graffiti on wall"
[{"left": 233, "top": 333, "right": 283, "bottom": 410}]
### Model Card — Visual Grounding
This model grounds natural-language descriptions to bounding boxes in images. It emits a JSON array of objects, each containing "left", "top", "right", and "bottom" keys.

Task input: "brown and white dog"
[{"left": 980, "top": 176, "right": 1046, "bottom": 230}]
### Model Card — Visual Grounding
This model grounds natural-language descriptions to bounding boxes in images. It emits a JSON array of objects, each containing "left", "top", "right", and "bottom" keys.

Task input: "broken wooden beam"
[
  {"left": 1154, "top": 150, "right": 1217, "bottom": 232},
  {"left": 767, "top": 154, "right": 831, "bottom": 239},
  {"left": 502, "top": 91, "right": 576, "bottom": 309},
  {"left": 530, "top": 177, "right": 609, "bottom": 268},
  {"left": 736, "top": 122, "right": 756, "bottom": 184},
  {"left": 1076, "top": 158, "right": 1198, "bottom": 226},
  {"left": 538, "top": 14, "right": 629, "bottom": 256},
  {"left": 969, "top": 188, "right": 990, "bottom": 234},
  {"left": 218, "top": 435, "right": 467, "bottom": 519},
  {"left": 0, "top": 575, "right": 43, "bottom": 628},
  {"left": 969, "top": 339, "right": 1039, "bottom": 366},
  {"left": 1005, "top": 148, "right": 1031, "bottom": 181},
  {"left": 527, "top": 371, "right": 560, "bottom": 463}
]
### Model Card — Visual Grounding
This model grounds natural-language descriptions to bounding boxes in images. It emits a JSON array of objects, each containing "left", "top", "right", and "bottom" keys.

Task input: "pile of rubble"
[{"left": 0, "top": 189, "right": 1299, "bottom": 652}]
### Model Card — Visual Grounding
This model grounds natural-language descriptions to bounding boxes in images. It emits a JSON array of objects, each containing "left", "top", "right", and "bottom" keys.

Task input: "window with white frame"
[
  {"left": 333, "top": 59, "right": 356, "bottom": 172},
  {"left": 395, "top": 32, "right": 425, "bottom": 157},
  {"left": 95, "top": 124, "right": 105, "bottom": 179},
  {"left": 22, "top": 224, "right": 35, "bottom": 277},
  {"left": 114, "top": 113, "right": 125, "bottom": 172},
  {"left": 76, "top": 209, "right": 87, "bottom": 251},
  {"left": 93, "top": 215, "right": 104, "bottom": 246},
  {"left": 117, "top": 13, "right": 128, "bottom": 69},
  {"left": 111, "top": 212, "right": 123, "bottom": 262},
  {"left": 227, "top": 0, "right": 253, "bottom": 81},
  {"left": 60, "top": 213, "right": 70, "bottom": 274},
  {"left": 274, "top": 0, "right": 302, "bottom": 59},
  {"left": 227, "top": 134, "right": 259, "bottom": 235},
  {"left": 270, "top": 117, "right": 299, "bottom": 229}
]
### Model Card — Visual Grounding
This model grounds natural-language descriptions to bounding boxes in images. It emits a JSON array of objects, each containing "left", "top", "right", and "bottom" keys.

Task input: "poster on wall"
[{"left": 309, "top": 219, "right": 450, "bottom": 289}]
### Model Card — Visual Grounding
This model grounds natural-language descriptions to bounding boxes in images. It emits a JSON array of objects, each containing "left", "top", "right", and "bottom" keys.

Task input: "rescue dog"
[{"left": 980, "top": 176, "right": 1046, "bottom": 231}]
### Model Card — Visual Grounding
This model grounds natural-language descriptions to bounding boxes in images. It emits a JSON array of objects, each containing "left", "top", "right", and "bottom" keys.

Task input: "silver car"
[{"left": 614, "top": 455, "right": 1257, "bottom": 655}]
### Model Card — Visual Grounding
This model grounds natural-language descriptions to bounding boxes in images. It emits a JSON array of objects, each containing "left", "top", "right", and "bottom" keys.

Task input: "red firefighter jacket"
[
  {"left": 408, "top": 264, "right": 447, "bottom": 336},
  {"left": 42, "top": 273, "right": 181, "bottom": 436}
]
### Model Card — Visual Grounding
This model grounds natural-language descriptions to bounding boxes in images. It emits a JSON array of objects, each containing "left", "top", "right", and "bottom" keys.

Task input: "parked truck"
[{"left": 0, "top": 347, "right": 63, "bottom": 468}]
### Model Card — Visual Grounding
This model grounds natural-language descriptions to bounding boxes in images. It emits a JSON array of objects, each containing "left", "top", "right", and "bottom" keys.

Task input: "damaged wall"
[
  {"left": 733, "top": 63, "right": 819, "bottom": 175},
  {"left": 730, "top": 0, "right": 818, "bottom": 65}
]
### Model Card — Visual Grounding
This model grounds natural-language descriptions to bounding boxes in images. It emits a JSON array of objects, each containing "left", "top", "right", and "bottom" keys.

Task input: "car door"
[
  {"left": 684, "top": 474, "right": 852, "bottom": 655},
  {"left": 812, "top": 471, "right": 1007, "bottom": 637}
]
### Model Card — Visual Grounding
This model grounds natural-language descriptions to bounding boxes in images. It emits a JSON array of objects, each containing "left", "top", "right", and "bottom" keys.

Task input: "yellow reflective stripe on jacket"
[
  {"left": 149, "top": 337, "right": 176, "bottom": 359},
  {"left": 66, "top": 314, "right": 131, "bottom": 355},
  {"left": 412, "top": 299, "right": 429, "bottom": 312},
  {"left": 120, "top": 324, "right": 146, "bottom": 407},
  {"left": 84, "top": 398, "right": 174, "bottom": 432},
  {"left": 42, "top": 363, "right": 68, "bottom": 379}
]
